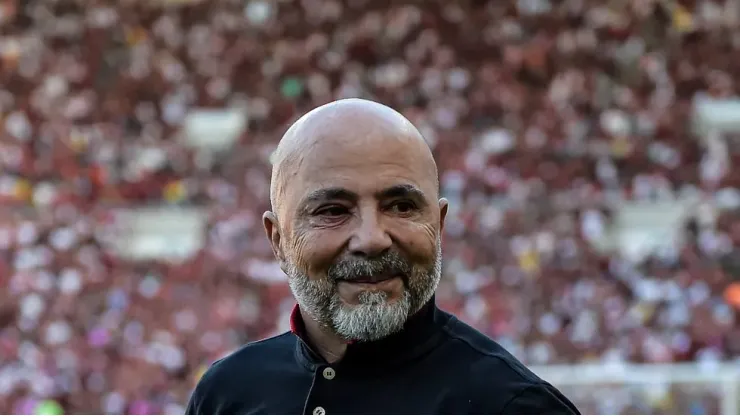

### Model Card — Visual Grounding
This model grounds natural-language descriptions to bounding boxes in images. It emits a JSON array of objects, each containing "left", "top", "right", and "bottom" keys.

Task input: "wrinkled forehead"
[{"left": 285, "top": 130, "right": 437, "bottom": 210}]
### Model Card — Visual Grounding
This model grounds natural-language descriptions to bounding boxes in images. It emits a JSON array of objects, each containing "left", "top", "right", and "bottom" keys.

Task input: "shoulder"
[
  {"left": 203, "top": 331, "right": 297, "bottom": 382},
  {"left": 497, "top": 382, "right": 581, "bottom": 414},
  {"left": 439, "top": 312, "right": 579, "bottom": 414},
  {"left": 439, "top": 312, "right": 541, "bottom": 384},
  {"left": 186, "top": 332, "right": 297, "bottom": 415}
]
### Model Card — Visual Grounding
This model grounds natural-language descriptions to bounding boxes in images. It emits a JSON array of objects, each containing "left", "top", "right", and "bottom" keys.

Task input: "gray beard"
[{"left": 285, "top": 237, "right": 443, "bottom": 342}]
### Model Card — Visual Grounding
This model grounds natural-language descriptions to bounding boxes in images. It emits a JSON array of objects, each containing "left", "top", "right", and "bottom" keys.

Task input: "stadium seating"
[{"left": 2, "top": 0, "right": 740, "bottom": 413}]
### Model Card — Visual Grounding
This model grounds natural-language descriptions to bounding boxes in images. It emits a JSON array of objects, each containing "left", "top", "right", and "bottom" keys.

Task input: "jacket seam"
[
  {"left": 243, "top": 331, "right": 295, "bottom": 348},
  {"left": 439, "top": 316, "right": 541, "bottom": 383},
  {"left": 499, "top": 384, "right": 540, "bottom": 414}
]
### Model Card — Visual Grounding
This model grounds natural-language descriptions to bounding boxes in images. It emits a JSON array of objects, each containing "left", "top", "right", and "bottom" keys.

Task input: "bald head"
[{"left": 270, "top": 99, "right": 438, "bottom": 215}]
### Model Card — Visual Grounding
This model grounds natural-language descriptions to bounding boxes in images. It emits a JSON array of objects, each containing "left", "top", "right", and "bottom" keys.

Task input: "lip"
[{"left": 339, "top": 274, "right": 402, "bottom": 284}]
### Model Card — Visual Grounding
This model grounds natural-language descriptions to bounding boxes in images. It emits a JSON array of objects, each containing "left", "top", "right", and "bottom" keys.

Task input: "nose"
[{"left": 348, "top": 209, "right": 392, "bottom": 257}]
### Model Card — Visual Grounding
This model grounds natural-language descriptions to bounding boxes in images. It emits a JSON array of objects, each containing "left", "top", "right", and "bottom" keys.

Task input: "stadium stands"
[{"left": 2, "top": 0, "right": 740, "bottom": 413}]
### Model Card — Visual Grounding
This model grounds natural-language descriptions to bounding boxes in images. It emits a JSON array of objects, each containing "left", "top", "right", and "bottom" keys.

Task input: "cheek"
[
  {"left": 289, "top": 229, "right": 345, "bottom": 278},
  {"left": 392, "top": 223, "right": 439, "bottom": 265}
]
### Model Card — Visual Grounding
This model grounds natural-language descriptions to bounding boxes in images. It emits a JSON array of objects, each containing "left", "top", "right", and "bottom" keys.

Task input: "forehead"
[{"left": 287, "top": 131, "right": 436, "bottom": 205}]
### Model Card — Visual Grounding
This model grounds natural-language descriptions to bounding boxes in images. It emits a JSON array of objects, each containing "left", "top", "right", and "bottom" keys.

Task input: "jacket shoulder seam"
[
  {"left": 440, "top": 317, "right": 540, "bottom": 383},
  {"left": 499, "top": 384, "right": 547, "bottom": 414},
  {"left": 207, "top": 332, "right": 295, "bottom": 371}
]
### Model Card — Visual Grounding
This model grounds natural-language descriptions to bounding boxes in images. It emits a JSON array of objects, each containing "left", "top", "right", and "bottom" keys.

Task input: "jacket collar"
[{"left": 290, "top": 297, "right": 449, "bottom": 372}]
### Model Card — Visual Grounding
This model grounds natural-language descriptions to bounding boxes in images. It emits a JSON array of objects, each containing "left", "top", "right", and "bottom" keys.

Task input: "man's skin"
[{"left": 263, "top": 98, "right": 448, "bottom": 363}]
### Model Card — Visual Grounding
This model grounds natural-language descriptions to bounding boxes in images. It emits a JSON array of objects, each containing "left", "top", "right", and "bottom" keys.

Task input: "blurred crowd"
[{"left": 2, "top": 0, "right": 740, "bottom": 413}]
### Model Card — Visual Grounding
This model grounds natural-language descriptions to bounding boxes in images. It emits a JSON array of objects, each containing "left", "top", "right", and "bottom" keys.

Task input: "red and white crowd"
[{"left": 1, "top": 0, "right": 740, "bottom": 413}]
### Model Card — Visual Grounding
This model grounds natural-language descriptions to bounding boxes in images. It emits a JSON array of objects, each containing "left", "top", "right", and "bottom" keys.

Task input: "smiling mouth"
[{"left": 339, "top": 274, "right": 402, "bottom": 284}]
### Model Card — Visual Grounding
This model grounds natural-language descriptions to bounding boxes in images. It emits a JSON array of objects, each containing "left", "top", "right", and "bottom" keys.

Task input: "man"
[{"left": 186, "top": 99, "right": 580, "bottom": 415}]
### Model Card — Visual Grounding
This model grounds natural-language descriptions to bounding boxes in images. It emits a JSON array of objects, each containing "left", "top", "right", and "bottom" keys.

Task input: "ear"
[
  {"left": 263, "top": 211, "right": 285, "bottom": 263},
  {"left": 438, "top": 198, "right": 448, "bottom": 236}
]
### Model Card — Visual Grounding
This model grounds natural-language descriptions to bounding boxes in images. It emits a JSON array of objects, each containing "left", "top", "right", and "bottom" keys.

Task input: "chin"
[
  {"left": 346, "top": 291, "right": 405, "bottom": 305},
  {"left": 329, "top": 290, "right": 412, "bottom": 341}
]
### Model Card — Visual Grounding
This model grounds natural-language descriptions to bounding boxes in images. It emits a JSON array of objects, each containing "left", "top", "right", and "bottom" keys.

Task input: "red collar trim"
[
  {"left": 289, "top": 303, "right": 302, "bottom": 335},
  {"left": 289, "top": 304, "right": 355, "bottom": 345}
]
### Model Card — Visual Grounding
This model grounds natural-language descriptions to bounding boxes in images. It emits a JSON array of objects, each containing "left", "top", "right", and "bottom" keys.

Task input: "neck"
[{"left": 301, "top": 310, "right": 348, "bottom": 363}]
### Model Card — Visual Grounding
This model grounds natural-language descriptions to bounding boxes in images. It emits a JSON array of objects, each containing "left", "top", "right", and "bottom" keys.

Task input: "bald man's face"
[{"left": 264, "top": 120, "right": 447, "bottom": 342}]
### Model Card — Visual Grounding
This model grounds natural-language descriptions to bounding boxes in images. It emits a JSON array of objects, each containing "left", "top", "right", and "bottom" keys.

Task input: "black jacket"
[{"left": 186, "top": 299, "right": 579, "bottom": 415}]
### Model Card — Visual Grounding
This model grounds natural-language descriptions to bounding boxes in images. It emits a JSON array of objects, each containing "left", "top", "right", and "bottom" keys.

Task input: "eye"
[
  {"left": 389, "top": 200, "right": 417, "bottom": 215},
  {"left": 314, "top": 205, "right": 349, "bottom": 217}
]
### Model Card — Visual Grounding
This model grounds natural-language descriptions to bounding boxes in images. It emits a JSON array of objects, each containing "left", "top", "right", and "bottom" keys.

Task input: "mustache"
[{"left": 326, "top": 251, "right": 413, "bottom": 282}]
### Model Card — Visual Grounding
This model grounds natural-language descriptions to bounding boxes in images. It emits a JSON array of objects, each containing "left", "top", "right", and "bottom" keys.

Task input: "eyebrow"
[
  {"left": 375, "top": 184, "right": 428, "bottom": 206},
  {"left": 299, "top": 184, "right": 429, "bottom": 209},
  {"left": 302, "top": 187, "right": 359, "bottom": 206}
]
